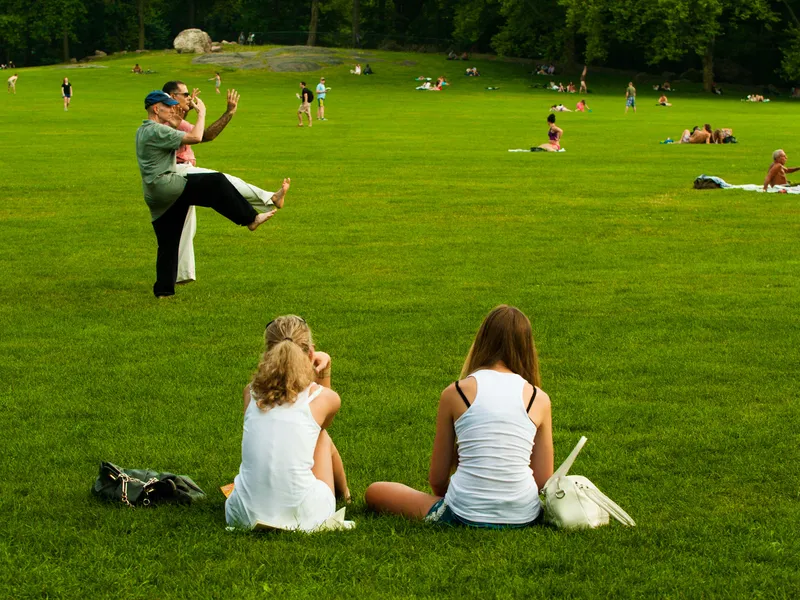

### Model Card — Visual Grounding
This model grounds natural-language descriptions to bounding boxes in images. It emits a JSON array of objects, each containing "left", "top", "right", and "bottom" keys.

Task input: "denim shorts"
[{"left": 425, "top": 499, "right": 543, "bottom": 529}]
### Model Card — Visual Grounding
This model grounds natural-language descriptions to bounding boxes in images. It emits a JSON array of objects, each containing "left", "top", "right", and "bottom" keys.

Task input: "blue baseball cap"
[{"left": 144, "top": 90, "right": 179, "bottom": 109}]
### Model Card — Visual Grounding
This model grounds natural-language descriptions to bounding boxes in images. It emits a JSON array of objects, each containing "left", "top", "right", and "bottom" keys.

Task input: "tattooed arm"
[{"left": 202, "top": 89, "right": 239, "bottom": 142}]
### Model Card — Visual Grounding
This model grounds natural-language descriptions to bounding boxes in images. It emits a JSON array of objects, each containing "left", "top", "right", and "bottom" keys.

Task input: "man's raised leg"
[{"left": 180, "top": 172, "right": 263, "bottom": 227}]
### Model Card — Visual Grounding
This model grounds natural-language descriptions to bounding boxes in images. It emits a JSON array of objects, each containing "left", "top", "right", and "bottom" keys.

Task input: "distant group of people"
[
  {"left": 745, "top": 94, "right": 768, "bottom": 102},
  {"left": 677, "top": 124, "right": 733, "bottom": 144},
  {"left": 465, "top": 67, "right": 480, "bottom": 76},
  {"left": 348, "top": 63, "right": 373, "bottom": 75},
  {"left": 237, "top": 32, "right": 257, "bottom": 45},
  {"left": 447, "top": 51, "right": 469, "bottom": 60},
  {"left": 297, "top": 77, "right": 331, "bottom": 126},
  {"left": 536, "top": 64, "right": 556, "bottom": 75},
  {"left": 1, "top": 61, "right": 16, "bottom": 70},
  {"left": 653, "top": 81, "right": 672, "bottom": 92},
  {"left": 548, "top": 79, "right": 587, "bottom": 94},
  {"left": 549, "top": 98, "right": 590, "bottom": 112},
  {"left": 416, "top": 77, "right": 448, "bottom": 91}
]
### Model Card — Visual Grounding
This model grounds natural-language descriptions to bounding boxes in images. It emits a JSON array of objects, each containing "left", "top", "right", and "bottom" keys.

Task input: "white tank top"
[
  {"left": 444, "top": 370, "right": 541, "bottom": 524},
  {"left": 225, "top": 384, "right": 332, "bottom": 529}
]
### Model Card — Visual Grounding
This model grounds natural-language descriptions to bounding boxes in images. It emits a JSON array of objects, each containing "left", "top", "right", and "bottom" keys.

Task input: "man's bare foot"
[
  {"left": 247, "top": 209, "right": 277, "bottom": 231},
  {"left": 270, "top": 178, "right": 291, "bottom": 209}
]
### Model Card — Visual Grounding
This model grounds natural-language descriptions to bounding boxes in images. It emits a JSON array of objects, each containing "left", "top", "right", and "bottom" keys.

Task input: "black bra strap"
[
  {"left": 526, "top": 386, "right": 538, "bottom": 413},
  {"left": 454, "top": 381, "right": 471, "bottom": 408}
]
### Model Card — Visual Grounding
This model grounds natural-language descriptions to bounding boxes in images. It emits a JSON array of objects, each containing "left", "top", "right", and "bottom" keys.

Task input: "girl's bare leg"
[
  {"left": 365, "top": 482, "right": 441, "bottom": 520},
  {"left": 312, "top": 430, "right": 350, "bottom": 501}
]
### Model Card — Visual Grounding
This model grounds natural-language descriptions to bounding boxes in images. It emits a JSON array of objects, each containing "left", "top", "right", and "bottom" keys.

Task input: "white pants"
[{"left": 175, "top": 164, "right": 276, "bottom": 283}]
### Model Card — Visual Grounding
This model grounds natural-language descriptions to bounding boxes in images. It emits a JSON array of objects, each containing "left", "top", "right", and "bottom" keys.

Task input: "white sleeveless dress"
[{"left": 225, "top": 384, "right": 335, "bottom": 531}]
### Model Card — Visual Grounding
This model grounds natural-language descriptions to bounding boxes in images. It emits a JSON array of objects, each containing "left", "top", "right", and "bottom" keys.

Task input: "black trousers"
[{"left": 151, "top": 172, "right": 258, "bottom": 297}]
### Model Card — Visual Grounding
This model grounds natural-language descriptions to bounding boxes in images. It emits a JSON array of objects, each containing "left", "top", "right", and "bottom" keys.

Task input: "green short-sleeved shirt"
[
  {"left": 626, "top": 85, "right": 636, "bottom": 96},
  {"left": 135, "top": 120, "right": 188, "bottom": 221}
]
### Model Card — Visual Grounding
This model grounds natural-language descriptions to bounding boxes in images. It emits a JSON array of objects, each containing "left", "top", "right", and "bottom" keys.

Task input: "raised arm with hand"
[
  {"left": 203, "top": 89, "right": 239, "bottom": 142},
  {"left": 181, "top": 96, "right": 207, "bottom": 145}
]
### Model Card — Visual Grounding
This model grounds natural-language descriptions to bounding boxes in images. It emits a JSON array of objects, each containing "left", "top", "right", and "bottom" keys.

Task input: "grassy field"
[{"left": 1, "top": 47, "right": 799, "bottom": 598}]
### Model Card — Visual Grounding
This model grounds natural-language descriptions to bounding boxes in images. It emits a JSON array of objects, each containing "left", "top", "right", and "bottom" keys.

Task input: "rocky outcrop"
[{"left": 174, "top": 29, "right": 212, "bottom": 54}]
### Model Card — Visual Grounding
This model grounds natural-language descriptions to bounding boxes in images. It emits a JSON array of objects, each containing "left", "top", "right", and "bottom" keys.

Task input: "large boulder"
[{"left": 174, "top": 29, "right": 212, "bottom": 54}]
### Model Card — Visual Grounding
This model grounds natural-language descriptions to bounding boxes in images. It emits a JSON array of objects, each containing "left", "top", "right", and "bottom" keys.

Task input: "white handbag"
[{"left": 542, "top": 436, "right": 636, "bottom": 529}]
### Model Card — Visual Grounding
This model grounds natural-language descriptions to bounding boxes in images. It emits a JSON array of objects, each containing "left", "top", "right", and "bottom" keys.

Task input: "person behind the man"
[
  {"left": 163, "top": 80, "right": 290, "bottom": 284},
  {"left": 297, "top": 81, "right": 313, "bottom": 127},
  {"left": 625, "top": 81, "right": 636, "bottom": 114},
  {"left": 315, "top": 77, "right": 328, "bottom": 121},
  {"left": 136, "top": 90, "right": 275, "bottom": 298},
  {"left": 764, "top": 149, "right": 800, "bottom": 191}
]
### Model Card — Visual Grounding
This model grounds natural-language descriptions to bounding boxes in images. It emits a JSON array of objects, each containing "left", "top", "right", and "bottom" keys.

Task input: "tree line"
[{"left": 2, "top": 0, "right": 799, "bottom": 89}]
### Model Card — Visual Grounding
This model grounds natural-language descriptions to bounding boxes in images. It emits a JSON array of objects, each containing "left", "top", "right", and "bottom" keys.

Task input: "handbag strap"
[
  {"left": 581, "top": 484, "right": 637, "bottom": 527},
  {"left": 548, "top": 436, "right": 587, "bottom": 484}
]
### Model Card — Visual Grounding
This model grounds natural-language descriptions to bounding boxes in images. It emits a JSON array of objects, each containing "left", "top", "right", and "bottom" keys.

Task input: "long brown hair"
[
  {"left": 250, "top": 315, "right": 315, "bottom": 409},
  {"left": 460, "top": 305, "right": 541, "bottom": 387}
]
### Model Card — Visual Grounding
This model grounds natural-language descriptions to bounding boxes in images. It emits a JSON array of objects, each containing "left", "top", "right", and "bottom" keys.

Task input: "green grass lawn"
[{"left": 1, "top": 48, "right": 799, "bottom": 598}]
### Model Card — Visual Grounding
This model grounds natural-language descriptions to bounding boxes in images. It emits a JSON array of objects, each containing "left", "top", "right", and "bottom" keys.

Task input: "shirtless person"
[
  {"left": 679, "top": 124, "right": 712, "bottom": 144},
  {"left": 764, "top": 149, "right": 800, "bottom": 191}
]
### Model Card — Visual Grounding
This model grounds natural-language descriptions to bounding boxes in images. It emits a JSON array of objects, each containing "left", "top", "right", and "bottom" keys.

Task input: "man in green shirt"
[
  {"left": 625, "top": 82, "right": 636, "bottom": 114},
  {"left": 136, "top": 90, "right": 276, "bottom": 297}
]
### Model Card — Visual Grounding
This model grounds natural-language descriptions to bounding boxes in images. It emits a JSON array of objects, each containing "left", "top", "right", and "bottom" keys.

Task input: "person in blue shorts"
[
  {"left": 315, "top": 77, "right": 328, "bottom": 121},
  {"left": 365, "top": 305, "right": 554, "bottom": 528},
  {"left": 625, "top": 81, "right": 636, "bottom": 114}
]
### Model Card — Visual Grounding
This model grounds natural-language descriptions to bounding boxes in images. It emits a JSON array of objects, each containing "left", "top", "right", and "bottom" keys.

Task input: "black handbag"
[{"left": 92, "top": 462, "right": 206, "bottom": 507}]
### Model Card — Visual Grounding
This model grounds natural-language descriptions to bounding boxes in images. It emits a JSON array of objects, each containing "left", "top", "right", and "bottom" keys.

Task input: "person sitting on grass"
[
  {"left": 567, "top": 81, "right": 576, "bottom": 93},
  {"left": 364, "top": 64, "right": 374, "bottom": 75},
  {"left": 132, "top": 63, "right": 143, "bottom": 74},
  {"left": 657, "top": 94, "right": 671, "bottom": 106},
  {"left": 711, "top": 128, "right": 733, "bottom": 144},
  {"left": 764, "top": 149, "right": 800, "bottom": 190},
  {"left": 447, "top": 51, "right": 457, "bottom": 60},
  {"left": 679, "top": 124, "right": 712, "bottom": 144},
  {"left": 539, "top": 113, "right": 563, "bottom": 151},
  {"left": 365, "top": 305, "right": 553, "bottom": 528},
  {"left": 225, "top": 315, "right": 350, "bottom": 531},
  {"left": 576, "top": 98, "right": 589, "bottom": 112}
]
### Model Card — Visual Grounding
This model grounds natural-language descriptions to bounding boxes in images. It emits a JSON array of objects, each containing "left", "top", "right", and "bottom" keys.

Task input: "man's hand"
[
  {"left": 190, "top": 95, "right": 206, "bottom": 117},
  {"left": 226, "top": 89, "right": 240, "bottom": 115}
]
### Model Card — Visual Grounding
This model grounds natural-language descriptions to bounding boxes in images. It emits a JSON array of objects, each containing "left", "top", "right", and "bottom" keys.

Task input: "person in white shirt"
[
  {"left": 365, "top": 305, "right": 554, "bottom": 528},
  {"left": 7, "top": 73, "right": 18, "bottom": 94},
  {"left": 225, "top": 315, "right": 350, "bottom": 531}
]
